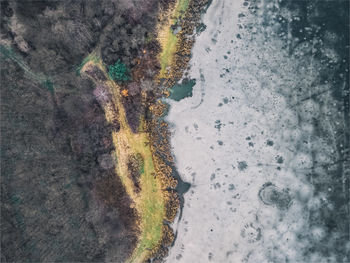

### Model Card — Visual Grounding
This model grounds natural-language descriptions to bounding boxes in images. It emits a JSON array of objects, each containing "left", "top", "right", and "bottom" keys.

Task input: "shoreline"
[{"left": 153, "top": 0, "right": 212, "bottom": 257}]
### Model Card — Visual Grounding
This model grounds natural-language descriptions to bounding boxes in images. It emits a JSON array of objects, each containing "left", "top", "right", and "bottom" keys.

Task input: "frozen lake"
[{"left": 166, "top": 0, "right": 349, "bottom": 262}]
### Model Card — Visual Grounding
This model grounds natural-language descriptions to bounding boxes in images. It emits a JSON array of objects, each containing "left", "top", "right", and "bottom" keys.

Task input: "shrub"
[{"left": 108, "top": 59, "right": 130, "bottom": 83}]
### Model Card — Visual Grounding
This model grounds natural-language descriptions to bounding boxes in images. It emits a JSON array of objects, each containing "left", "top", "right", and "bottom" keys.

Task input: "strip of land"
[{"left": 81, "top": 59, "right": 167, "bottom": 263}]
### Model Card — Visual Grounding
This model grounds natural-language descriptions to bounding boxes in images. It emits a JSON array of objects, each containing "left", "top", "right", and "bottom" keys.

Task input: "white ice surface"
[{"left": 165, "top": 0, "right": 346, "bottom": 262}]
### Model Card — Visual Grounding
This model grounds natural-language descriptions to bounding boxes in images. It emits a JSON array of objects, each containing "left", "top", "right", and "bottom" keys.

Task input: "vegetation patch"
[
  {"left": 75, "top": 53, "right": 99, "bottom": 76},
  {"left": 42, "top": 79, "right": 54, "bottom": 93},
  {"left": 81, "top": 58, "right": 167, "bottom": 263},
  {"left": 174, "top": 0, "right": 190, "bottom": 22},
  {"left": 108, "top": 59, "right": 131, "bottom": 83},
  {"left": 158, "top": 0, "right": 190, "bottom": 78},
  {"left": 160, "top": 31, "right": 178, "bottom": 77}
]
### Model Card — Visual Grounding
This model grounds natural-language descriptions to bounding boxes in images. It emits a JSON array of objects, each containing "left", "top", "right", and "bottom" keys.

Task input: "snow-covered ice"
[{"left": 165, "top": 0, "right": 349, "bottom": 262}]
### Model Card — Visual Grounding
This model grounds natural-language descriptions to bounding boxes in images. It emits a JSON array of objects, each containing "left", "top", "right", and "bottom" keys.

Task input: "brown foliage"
[{"left": 94, "top": 172, "right": 138, "bottom": 231}]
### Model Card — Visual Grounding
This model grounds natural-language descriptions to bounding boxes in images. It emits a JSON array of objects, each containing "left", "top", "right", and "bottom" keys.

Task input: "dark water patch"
[
  {"left": 228, "top": 184, "right": 235, "bottom": 191},
  {"left": 210, "top": 173, "right": 216, "bottom": 180},
  {"left": 266, "top": 140, "right": 274, "bottom": 146},
  {"left": 238, "top": 161, "right": 248, "bottom": 171},
  {"left": 169, "top": 78, "right": 196, "bottom": 101},
  {"left": 276, "top": 155, "right": 284, "bottom": 164}
]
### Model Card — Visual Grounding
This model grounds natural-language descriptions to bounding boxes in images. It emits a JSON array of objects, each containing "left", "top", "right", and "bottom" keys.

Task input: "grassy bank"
[
  {"left": 158, "top": 0, "right": 190, "bottom": 78},
  {"left": 81, "top": 58, "right": 165, "bottom": 263}
]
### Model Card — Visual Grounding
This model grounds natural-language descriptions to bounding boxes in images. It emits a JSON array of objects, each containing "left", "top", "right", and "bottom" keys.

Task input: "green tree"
[{"left": 108, "top": 59, "right": 130, "bottom": 83}]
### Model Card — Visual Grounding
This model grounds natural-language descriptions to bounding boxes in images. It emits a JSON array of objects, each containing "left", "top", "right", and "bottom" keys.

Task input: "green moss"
[{"left": 140, "top": 163, "right": 145, "bottom": 175}]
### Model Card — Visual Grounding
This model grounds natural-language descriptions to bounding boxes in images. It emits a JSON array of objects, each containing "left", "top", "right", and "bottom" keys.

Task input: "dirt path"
[{"left": 81, "top": 60, "right": 165, "bottom": 263}]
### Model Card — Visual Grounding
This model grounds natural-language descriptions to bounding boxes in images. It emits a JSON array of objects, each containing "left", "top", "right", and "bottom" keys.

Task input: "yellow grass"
[
  {"left": 174, "top": 0, "right": 190, "bottom": 19},
  {"left": 158, "top": 0, "right": 190, "bottom": 78},
  {"left": 81, "top": 59, "right": 165, "bottom": 263}
]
